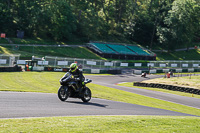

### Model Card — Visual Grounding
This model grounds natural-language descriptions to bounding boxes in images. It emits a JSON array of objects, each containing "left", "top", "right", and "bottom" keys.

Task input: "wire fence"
[
  {"left": 44, "top": 56, "right": 200, "bottom": 69},
  {"left": 44, "top": 56, "right": 123, "bottom": 69},
  {"left": 1, "top": 55, "right": 200, "bottom": 69},
  {"left": 149, "top": 60, "right": 200, "bottom": 68},
  {"left": 0, "top": 54, "right": 20, "bottom": 67}
]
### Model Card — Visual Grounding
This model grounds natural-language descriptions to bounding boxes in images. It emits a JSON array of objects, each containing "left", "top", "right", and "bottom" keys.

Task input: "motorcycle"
[
  {"left": 58, "top": 72, "right": 92, "bottom": 102},
  {"left": 141, "top": 72, "right": 146, "bottom": 78}
]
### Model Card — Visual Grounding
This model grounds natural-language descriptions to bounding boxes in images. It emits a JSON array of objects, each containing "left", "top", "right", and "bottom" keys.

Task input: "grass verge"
[
  {"left": 0, "top": 72, "right": 62, "bottom": 93},
  {"left": 141, "top": 75, "right": 200, "bottom": 89},
  {"left": 1, "top": 116, "right": 200, "bottom": 133}
]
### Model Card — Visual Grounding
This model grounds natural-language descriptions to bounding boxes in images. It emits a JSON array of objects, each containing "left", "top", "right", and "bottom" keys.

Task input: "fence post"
[{"left": 54, "top": 57, "right": 57, "bottom": 67}]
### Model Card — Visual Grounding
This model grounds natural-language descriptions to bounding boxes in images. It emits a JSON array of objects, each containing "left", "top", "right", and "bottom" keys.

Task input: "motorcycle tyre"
[
  {"left": 81, "top": 87, "right": 92, "bottom": 103},
  {"left": 58, "top": 86, "right": 70, "bottom": 101}
]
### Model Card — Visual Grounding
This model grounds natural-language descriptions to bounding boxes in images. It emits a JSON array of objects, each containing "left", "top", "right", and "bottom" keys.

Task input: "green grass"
[
  {"left": 0, "top": 72, "right": 62, "bottom": 93},
  {"left": 0, "top": 72, "right": 200, "bottom": 116},
  {"left": 1, "top": 38, "right": 200, "bottom": 61},
  {"left": 1, "top": 116, "right": 200, "bottom": 133},
  {"left": 10, "top": 37, "right": 86, "bottom": 45},
  {"left": 141, "top": 75, "right": 200, "bottom": 89},
  {"left": 156, "top": 49, "right": 200, "bottom": 60},
  {"left": 0, "top": 46, "right": 104, "bottom": 60},
  {"left": 10, "top": 37, "right": 67, "bottom": 45},
  {"left": 0, "top": 38, "right": 9, "bottom": 44}
]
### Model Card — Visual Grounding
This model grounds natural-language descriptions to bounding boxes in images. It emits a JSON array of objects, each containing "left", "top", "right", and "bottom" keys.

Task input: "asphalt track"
[
  {"left": 0, "top": 73, "right": 199, "bottom": 118},
  {"left": 85, "top": 74, "right": 200, "bottom": 109}
]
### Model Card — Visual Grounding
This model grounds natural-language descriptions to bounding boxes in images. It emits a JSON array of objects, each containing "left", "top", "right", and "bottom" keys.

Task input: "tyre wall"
[
  {"left": 134, "top": 82, "right": 200, "bottom": 95},
  {"left": 0, "top": 66, "right": 22, "bottom": 72}
]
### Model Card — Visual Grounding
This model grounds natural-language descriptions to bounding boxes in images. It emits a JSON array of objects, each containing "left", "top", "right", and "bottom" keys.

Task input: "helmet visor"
[
  {"left": 70, "top": 67, "right": 75, "bottom": 70},
  {"left": 70, "top": 66, "right": 77, "bottom": 72}
]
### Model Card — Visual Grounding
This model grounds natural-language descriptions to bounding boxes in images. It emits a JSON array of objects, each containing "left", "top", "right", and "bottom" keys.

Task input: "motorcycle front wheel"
[
  {"left": 81, "top": 87, "right": 92, "bottom": 102},
  {"left": 58, "top": 86, "right": 69, "bottom": 101}
]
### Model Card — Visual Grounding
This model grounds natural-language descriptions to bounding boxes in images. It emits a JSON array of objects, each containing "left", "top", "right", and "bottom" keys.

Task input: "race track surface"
[
  {"left": 0, "top": 91, "right": 194, "bottom": 118},
  {"left": 0, "top": 73, "right": 199, "bottom": 118}
]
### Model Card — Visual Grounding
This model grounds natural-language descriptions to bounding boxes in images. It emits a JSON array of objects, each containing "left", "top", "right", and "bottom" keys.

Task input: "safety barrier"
[
  {"left": 134, "top": 82, "right": 200, "bottom": 95},
  {"left": 0, "top": 66, "right": 22, "bottom": 72},
  {"left": 133, "top": 68, "right": 200, "bottom": 75},
  {"left": 28, "top": 66, "right": 122, "bottom": 74}
]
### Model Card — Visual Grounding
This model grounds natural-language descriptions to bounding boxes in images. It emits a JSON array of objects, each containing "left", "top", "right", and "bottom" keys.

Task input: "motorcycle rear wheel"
[
  {"left": 58, "top": 86, "right": 69, "bottom": 101},
  {"left": 81, "top": 87, "right": 92, "bottom": 102}
]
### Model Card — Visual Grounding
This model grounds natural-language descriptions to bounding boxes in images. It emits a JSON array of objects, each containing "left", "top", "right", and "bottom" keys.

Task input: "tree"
[
  {"left": 47, "top": 0, "right": 77, "bottom": 41},
  {"left": 0, "top": 0, "right": 16, "bottom": 36},
  {"left": 157, "top": 0, "right": 200, "bottom": 51}
]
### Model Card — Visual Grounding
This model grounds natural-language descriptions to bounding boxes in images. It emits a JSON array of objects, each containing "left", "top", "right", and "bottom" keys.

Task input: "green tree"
[
  {"left": 157, "top": 0, "right": 200, "bottom": 51},
  {"left": 0, "top": 0, "right": 16, "bottom": 36},
  {"left": 48, "top": 0, "right": 77, "bottom": 41}
]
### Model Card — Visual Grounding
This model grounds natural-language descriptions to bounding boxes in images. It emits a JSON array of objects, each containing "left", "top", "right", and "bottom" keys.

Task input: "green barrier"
[
  {"left": 129, "top": 63, "right": 134, "bottom": 67},
  {"left": 156, "top": 69, "right": 163, "bottom": 73},
  {"left": 194, "top": 68, "right": 200, "bottom": 72},
  {"left": 182, "top": 69, "right": 188, "bottom": 72},
  {"left": 142, "top": 70, "right": 149, "bottom": 73},
  {"left": 100, "top": 70, "right": 107, "bottom": 74},
  {"left": 142, "top": 63, "right": 148, "bottom": 67},
  {"left": 82, "top": 69, "right": 91, "bottom": 74},
  {"left": 169, "top": 69, "right": 175, "bottom": 72}
]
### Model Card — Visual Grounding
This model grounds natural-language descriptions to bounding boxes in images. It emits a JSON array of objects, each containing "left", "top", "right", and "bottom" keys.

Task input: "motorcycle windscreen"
[
  {"left": 63, "top": 72, "right": 72, "bottom": 78},
  {"left": 62, "top": 72, "right": 72, "bottom": 82}
]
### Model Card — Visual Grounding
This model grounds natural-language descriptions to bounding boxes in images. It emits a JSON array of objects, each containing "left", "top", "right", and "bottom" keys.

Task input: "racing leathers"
[{"left": 69, "top": 69, "right": 85, "bottom": 92}]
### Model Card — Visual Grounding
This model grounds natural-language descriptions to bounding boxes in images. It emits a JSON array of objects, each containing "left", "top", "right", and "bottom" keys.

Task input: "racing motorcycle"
[
  {"left": 58, "top": 72, "right": 92, "bottom": 102},
  {"left": 141, "top": 72, "right": 146, "bottom": 78}
]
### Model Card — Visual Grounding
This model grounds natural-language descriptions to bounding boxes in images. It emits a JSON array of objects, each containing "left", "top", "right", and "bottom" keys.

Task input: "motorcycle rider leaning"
[{"left": 69, "top": 63, "right": 85, "bottom": 92}]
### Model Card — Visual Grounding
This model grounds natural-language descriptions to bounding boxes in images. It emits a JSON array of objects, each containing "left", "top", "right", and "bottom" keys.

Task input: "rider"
[{"left": 69, "top": 63, "right": 85, "bottom": 92}]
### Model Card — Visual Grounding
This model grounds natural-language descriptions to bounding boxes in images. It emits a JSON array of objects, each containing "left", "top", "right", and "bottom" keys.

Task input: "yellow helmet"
[{"left": 70, "top": 63, "right": 77, "bottom": 72}]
